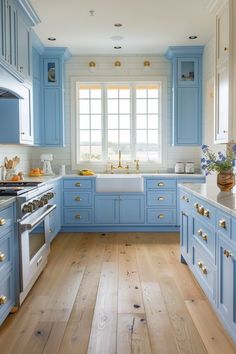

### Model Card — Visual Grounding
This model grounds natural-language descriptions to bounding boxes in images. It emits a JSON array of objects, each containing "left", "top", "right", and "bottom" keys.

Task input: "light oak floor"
[{"left": 0, "top": 232, "right": 236, "bottom": 354}]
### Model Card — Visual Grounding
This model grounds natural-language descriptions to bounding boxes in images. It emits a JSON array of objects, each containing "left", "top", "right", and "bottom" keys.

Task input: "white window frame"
[{"left": 71, "top": 76, "right": 167, "bottom": 172}]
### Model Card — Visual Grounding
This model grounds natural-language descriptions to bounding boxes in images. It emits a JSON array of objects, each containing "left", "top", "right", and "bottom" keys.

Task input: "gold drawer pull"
[
  {"left": 224, "top": 249, "right": 233, "bottom": 258},
  {"left": 75, "top": 197, "right": 82, "bottom": 202},
  {"left": 182, "top": 195, "right": 189, "bottom": 202},
  {"left": 198, "top": 206, "right": 204, "bottom": 215},
  {"left": 194, "top": 202, "right": 199, "bottom": 209},
  {"left": 198, "top": 261, "right": 203, "bottom": 268},
  {"left": 0, "top": 219, "right": 6, "bottom": 226},
  {"left": 204, "top": 209, "right": 210, "bottom": 217},
  {"left": 158, "top": 196, "right": 165, "bottom": 201},
  {"left": 218, "top": 219, "right": 226, "bottom": 229},
  {"left": 157, "top": 182, "right": 165, "bottom": 187},
  {"left": 202, "top": 266, "right": 207, "bottom": 274},
  {"left": 0, "top": 252, "right": 6, "bottom": 262},
  {"left": 75, "top": 182, "right": 81, "bottom": 187},
  {"left": 202, "top": 234, "right": 208, "bottom": 241},
  {"left": 75, "top": 214, "right": 82, "bottom": 219},
  {"left": 198, "top": 229, "right": 203, "bottom": 236},
  {"left": 158, "top": 214, "right": 165, "bottom": 219},
  {"left": 0, "top": 295, "right": 7, "bottom": 305}
]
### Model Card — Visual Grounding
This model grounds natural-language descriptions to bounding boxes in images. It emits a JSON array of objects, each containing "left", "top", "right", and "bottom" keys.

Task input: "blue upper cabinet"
[{"left": 166, "top": 46, "right": 203, "bottom": 146}]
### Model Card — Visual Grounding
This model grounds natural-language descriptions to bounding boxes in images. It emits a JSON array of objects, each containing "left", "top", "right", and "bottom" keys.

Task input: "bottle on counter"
[
  {"left": 185, "top": 162, "right": 195, "bottom": 174},
  {"left": 175, "top": 162, "right": 185, "bottom": 174}
]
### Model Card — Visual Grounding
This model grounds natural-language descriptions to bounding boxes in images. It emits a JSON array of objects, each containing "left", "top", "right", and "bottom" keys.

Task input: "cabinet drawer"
[
  {"left": 63, "top": 179, "right": 93, "bottom": 190},
  {"left": 146, "top": 179, "right": 176, "bottom": 190},
  {"left": 192, "top": 196, "right": 216, "bottom": 226},
  {"left": 0, "top": 205, "right": 14, "bottom": 237},
  {"left": 0, "top": 270, "right": 14, "bottom": 325},
  {"left": 63, "top": 192, "right": 92, "bottom": 207},
  {"left": 193, "top": 219, "right": 215, "bottom": 260},
  {"left": 0, "top": 231, "right": 13, "bottom": 271},
  {"left": 216, "top": 210, "right": 231, "bottom": 239},
  {"left": 147, "top": 190, "right": 176, "bottom": 207},
  {"left": 63, "top": 209, "right": 92, "bottom": 224},
  {"left": 147, "top": 209, "right": 176, "bottom": 225},
  {"left": 192, "top": 242, "right": 216, "bottom": 301}
]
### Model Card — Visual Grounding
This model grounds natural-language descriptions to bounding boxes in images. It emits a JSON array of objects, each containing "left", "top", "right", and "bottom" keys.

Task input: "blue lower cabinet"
[
  {"left": 0, "top": 268, "right": 15, "bottom": 325},
  {"left": 94, "top": 194, "right": 145, "bottom": 225},
  {"left": 180, "top": 209, "right": 192, "bottom": 263},
  {"left": 147, "top": 208, "right": 176, "bottom": 225},
  {"left": 63, "top": 191, "right": 91, "bottom": 207},
  {"left": 48, "top": 180, "right": 61, "bottom": 242},
  {"left": 193, "top": 218, "right": 215, "bottom": 261},
  {"left": 64, "top": 209, "right": 92, "bottom": 225},
  {"left": 0, "top": 231, "right": 13, "bottom": 272},
  {"left": 218, "top": 235, "right": 236, "bottom": 337},
  {"left": 147, "top": 190, "right": 176, "bottom": 207}
]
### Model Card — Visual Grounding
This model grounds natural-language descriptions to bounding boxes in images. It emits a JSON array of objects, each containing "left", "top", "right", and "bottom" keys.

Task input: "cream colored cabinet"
[{"left": 214, "top": 0, "right": 236, "bottom": 144}]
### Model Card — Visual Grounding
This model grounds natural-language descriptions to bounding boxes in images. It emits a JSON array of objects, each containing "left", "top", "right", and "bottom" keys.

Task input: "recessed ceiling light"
[
  {"left": 189, "top": 35, "right": 198, "bottom": 39},
  {"left": 114, "top": 23, "right": 122, "bottom": 27},
  {"left": 111, "top": 35, "right": 124, "bottom": 41},
  {"left": 114, "top": 46, "right": 122, "bottom": 49},
  {"left": 48, "top": 37, "right": 56, "bottom": 41}
]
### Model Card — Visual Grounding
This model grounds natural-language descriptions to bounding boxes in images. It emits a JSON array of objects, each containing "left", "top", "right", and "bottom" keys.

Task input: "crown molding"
[
  {"left": 206, "top": 0, "right": 228, "bottom": 14},
  {"left": 17, "top": 0, "right": 41, "bottom": 26}
]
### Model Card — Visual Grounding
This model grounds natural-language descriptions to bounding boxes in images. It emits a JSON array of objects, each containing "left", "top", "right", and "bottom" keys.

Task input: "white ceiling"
[{"left": 29, "top": 0, "right": 215, "bottom": 55}]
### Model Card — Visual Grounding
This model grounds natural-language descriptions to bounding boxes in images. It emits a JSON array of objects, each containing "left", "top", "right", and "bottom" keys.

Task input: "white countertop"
[{"left": 179, "top": 182, "right": 236, "bottom": 216}]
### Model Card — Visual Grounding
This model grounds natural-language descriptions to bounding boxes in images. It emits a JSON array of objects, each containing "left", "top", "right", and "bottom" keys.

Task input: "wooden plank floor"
[{"left": 0, "top": 232, "right": 236, "bottom": 354}]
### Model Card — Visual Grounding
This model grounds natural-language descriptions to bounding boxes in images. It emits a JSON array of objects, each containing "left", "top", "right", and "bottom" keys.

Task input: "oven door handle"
[{"left": 19, "top": 204, "right": 56, "bottom": 231}]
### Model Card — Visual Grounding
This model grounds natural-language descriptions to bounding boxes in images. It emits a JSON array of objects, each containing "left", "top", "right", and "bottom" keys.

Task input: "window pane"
[
  {"left": 108, "top": 115, "right": 119, "bottom": 129},
  {"left": 120, "top": 146, "right": 131, "bottom": 159},
  {"left": 108, "top": 130, "right": 118, "bottom": 144},
  {"left": 119, "top": 89, "right": 130, "bottom": 98},
  {"left": 91, "top": 89, "right": 101, "bottom": 99},
  {"left": 137, "top": 130, "right": 147, "bottom": 144},
  {"left": 136, "top": 89, "right": 147, "bottom": 98},
  {"left": 107, "top": 89, "right": 118, "bottom": 99},
  {"left": 91, "top": 115, "right": 101, "bottom": 129},
  {"left": 80, "top": 146, "right": 90, "bottom": 161},
  {"left": 136, "top": 99, "right": 147, "bottom": 114},
  {"left": 148, "top": 99, "right": 158, "bottom": 114},
  {"left": 80, "top": 130, "right": 90, "bottom": 145},
  {"left": 120, "top": 115, "right": 130, "bottom": 129},
  {"left": 148, "top": 130, "right": 158, "bottom": 144},
  {"left": 136, "top": 149, "right": 147, "bottom": 161},
  {"left": 90, "top": 146, "right": 102, "bottom": 160},
  {"left": 91, "top": 130, "right": 101, "bottom": 144},
  {"left": 136, "top": 115, "right": 147, "bottom": 129},
  {"left": 79, "top": 100, "right": 90, "bottom": 114},
  {"left": 148, "top": 151, "right": 159, "bottom": 160},
  {"left": 91, "top": 99, "right": 101, "bottom": 114},
  {"left": 79, "top": 89, "right": 89, "bottom": 99},
  {"left": 148, "top": 88, "right": 159, "bottom": 98},
  {"left": 108, "top": 99, "right": 119, "bottom": 113},
  {"left": 148, "top": 115, "right": 158, "bottom": 129},
  {"left": 120, "top": 130, "right": 130, "bottom": 144},
  {"left": 119, "top": 99, "right": 130, "bottom": 114},
  {"left": 80, "top": 115, "right": 90, "bottom": 129}
]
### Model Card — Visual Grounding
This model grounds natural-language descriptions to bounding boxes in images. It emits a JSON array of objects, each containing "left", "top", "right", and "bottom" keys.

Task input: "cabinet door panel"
[
  {"left": 43, "top": 88, "right": 60, "bottom": 146},
  {"left": 216, "top": 2, "right": 229, "bottom": 65},
  {"left": 176, "top": 87, "right": 200, "bottom": 145},
  {"left": 177, "top": 58, "right": 198, "bottom": 86},
  {"left": 20, "top": 85, "right": 33, "bottom": 144},
  {"left": 0, "top": 0, "right": 6, "bottom": 59},
  {"left": 17, "top": 15, "right": 31, "bottom": 79},
  {"left": 215, "top": 65, "right": 229, "bottom": 142},
  {"left": 120, "top": 195, "right": 144, "bottom": 224},
  {"left": 180, "top": 210, "right": 192, "bottom": 263},
  {"left": 95, "top": 196, "right": 119, "bottom": 224}
]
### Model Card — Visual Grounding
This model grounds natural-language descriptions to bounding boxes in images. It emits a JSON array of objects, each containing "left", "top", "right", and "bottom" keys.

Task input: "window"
[{"left": 75, "top": 82, "right": 162, "bottom": 164}]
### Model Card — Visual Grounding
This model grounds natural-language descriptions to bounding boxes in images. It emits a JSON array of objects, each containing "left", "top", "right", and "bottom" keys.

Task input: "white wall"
[
  {"left": 31, "top": 55, "right": 202, "bottom": 174},
  {"left": 0, "top": 145, "right": 32, "bottom": 176}
]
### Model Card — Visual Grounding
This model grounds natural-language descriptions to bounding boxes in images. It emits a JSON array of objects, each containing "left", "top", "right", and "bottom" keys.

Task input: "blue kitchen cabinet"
[
  {"left": 0, "top": 202, "right": 16, "bottom": 325},
  {"left": 166, "top": 46, "right": 203, "bottom": 146},
  {"left": 48, "top": 179, "right": 61, "bottom": 242},
  {"left": 94, "top": 194, "right": 145, "bottom": 224},
  {"left": 179, "top": 189, "right": 192, "bottom": 263},
  {"left": 17, "top": 11, "right": 31, "bottom": 81},
  {"left": 32, "top": 46, "right": 41, "bottom": 145},
  {"left": 218, "top": 235, "right": 236, "bottom": 335}
]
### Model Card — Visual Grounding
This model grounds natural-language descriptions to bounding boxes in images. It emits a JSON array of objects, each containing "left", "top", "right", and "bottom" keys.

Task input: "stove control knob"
[
  {"left": 22, "top": 203, "right": 34, "bottom": 213},
  {"left": 32, "top": 200, "right": 40, "bottom": 209},
  {"left": 39, "top": 200, "right": 45, "bottom": 207},
  {"left": 41, "top": 197, "right": 48, "bottom": 205}
]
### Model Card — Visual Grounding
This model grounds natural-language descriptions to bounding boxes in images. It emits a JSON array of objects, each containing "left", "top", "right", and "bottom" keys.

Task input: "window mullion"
[
  {"left": 102, "top": 84, "right": 108, "bottom": 161},
  {"left": 131, "top": 83, "right": 136, "bottom": 160}
]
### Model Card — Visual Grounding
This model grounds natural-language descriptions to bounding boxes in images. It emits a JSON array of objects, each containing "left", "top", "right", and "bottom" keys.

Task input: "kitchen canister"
[
  {"left": 175, "top": 162, "right": 185, "bottom": 174},
  {"left": 185, "top": 162, "right": 195, "bottom": 174}
]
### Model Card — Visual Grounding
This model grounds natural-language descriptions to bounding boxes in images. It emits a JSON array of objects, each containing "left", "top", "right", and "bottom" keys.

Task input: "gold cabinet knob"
[
  {"left": 0, "top": 295, "right": 7, "bottom": 305},
  {"left": 204, "top": 209, "right": 210, "bottom": 217},
  {"left": 49, "top": 228, "right": 52, "bottom": 234},
  {"left": 75, "top": 214, "right": 81, "bottom": 219},
  {"left": 202, "top": 266, "right": 207, "bottom": 274},
  {"left": 181, "top": 195, "right": 189, "bottom": 202},
  {"left": 218, "top": 219, "right": 226, "bottom": 229},
  {"left": 224, "top": 249, "right": 233, "bottom": 258},
  {"left": 75, "top": 182, "right": 81, "bottom": 187},
  {"left": 194, "top": 202, "right": 199, "bottom": 209},
  {"left": 198, "top": 261, "right": 203, "bottom": 268},
  {"left": 198, "top": 206, "right": 204, "bottom": 215},
  {"left": 198, "top": 229, "right": 203, "bottom": 236},
  {"left": 0, "top": 252, "right": 6, "bottom": 262},
  {"left": 157, "top": 182, "right": 165, "bottom": 187},
  {"left": 158, "top": 196, "right": 165, "bottom": 201},
  {"left": 75, "top": 196, "right": 82, "bottom": 202},
  {"left": 224, "top": 47, "right": 228, "bottom": 51},
  {"left": 202, "top": 234, "right": 208, "bottom": 241},
  {"left": 157, "top": 214, "right": 165, "bottom": 219},
  {"left": 0, "top": 219, "right": 6, "bottom": 226}
]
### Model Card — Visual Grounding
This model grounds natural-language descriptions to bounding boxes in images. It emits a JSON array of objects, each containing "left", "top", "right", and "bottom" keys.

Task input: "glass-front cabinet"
[{"left": 178, "top": 58, "right": 198, "bottom": 86}]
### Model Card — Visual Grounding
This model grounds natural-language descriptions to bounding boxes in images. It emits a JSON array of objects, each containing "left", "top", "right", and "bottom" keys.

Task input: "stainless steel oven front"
[{"left": 18, "top": 203, "right": 56, "bottom": 304}]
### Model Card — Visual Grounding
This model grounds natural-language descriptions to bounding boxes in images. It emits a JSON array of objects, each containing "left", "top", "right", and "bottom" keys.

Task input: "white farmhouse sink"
[{"left": 96, "top": 174, "right": 144, "bottom": 193}]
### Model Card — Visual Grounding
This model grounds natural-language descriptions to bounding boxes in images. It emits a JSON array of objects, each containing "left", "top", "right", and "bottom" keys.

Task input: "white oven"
[{"left": 18, "top": 203, "right": 56, "bottom": 304}]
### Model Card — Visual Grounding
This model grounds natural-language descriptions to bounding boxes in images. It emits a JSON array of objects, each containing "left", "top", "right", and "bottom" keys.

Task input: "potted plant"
[{"left": 201, "top": 144, "right": 236, "bottom": 191}]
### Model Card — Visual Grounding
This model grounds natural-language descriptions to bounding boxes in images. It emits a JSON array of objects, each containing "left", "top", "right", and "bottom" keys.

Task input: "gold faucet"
[
  {"left": 134, "top": 159, "right": 140, "bottom": 173},
  {"left": 110, "top": 150, "right": 129, "bottom": 173},
  {"left": 118, "top": 150, "right": 122, "bottom": 168}
]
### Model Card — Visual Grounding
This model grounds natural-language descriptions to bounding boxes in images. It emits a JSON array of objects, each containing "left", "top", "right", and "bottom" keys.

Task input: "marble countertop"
[{"left": 179, "top": 182, "right": 236, "bottom": 216}]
